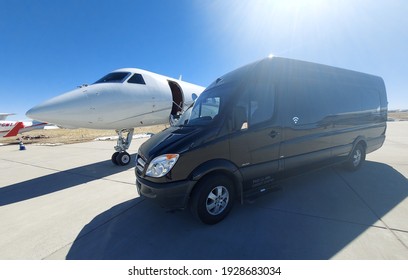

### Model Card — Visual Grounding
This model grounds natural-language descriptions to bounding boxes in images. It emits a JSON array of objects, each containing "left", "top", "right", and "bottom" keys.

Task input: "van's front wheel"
[{"left": 190, "top": 175, "right": 235, "bottom": 225}]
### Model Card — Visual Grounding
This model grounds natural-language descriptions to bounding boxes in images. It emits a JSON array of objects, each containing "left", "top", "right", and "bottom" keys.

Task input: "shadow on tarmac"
[
  {"left": 0, "top": 157, "right": 134, "bottom": 206},
  {"left": 66, "top": 161, "right": 407, "bottom": 259}
]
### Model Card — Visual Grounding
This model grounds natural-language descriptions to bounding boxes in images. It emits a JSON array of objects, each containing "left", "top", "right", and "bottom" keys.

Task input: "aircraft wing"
[
  {"left": 0, "top": 113, "right": 15, "bottom": 121},
  {"left": 19, "top": 121, "right": 48, "bottom": 133}
]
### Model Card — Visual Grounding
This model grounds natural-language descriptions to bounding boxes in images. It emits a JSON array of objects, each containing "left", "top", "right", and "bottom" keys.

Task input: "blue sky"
[{"left": 1, "top": 0, "right": 407, "bottom": 120}]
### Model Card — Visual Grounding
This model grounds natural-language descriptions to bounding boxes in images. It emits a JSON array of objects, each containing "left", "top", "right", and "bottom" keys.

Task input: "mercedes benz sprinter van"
[{"left": 135, "top": 57, "right": 388, "bottom": 224}]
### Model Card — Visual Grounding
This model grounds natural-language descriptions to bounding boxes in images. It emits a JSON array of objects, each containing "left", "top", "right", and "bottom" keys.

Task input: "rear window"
[{"left": 94, "top": 72, "right": 130, "bottom": 84}]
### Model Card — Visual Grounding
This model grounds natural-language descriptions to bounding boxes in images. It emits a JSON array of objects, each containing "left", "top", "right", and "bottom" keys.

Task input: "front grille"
[{"left": 136, "top": 155, "right": 146, "bottom": 174}]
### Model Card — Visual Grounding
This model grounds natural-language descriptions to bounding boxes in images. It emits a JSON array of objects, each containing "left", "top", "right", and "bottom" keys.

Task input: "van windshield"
[
  {"left": 186, "top": 81, "right": 236, "bottom": 126},
  {"left": 176, "top": 104, "right": 193, "bottom": 126}
]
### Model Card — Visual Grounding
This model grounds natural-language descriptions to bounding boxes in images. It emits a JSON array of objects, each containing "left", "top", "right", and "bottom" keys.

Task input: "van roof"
[{"left": 208, "top": 56, "right": 384, "bottom": 90}]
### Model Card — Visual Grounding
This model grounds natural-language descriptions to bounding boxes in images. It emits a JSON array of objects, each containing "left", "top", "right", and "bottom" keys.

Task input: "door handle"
[{"left": 269, "top": 130, "right": 280, "bottom": 138}]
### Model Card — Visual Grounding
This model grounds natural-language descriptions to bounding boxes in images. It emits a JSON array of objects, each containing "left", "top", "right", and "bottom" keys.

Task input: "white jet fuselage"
[{"left": 26, "top": 68, "right": 204, "bottom": 129}]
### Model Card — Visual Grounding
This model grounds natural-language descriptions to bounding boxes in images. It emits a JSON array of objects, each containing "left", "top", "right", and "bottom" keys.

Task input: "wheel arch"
[
  {"left": 344, "top": 137, "right": 367, "bottom": 171},
  {"left": 350, "top": 136, "right": 367, "bottom": 156},
  {"left": 189, "top": 159, "right": 244, "bottom": 204}
]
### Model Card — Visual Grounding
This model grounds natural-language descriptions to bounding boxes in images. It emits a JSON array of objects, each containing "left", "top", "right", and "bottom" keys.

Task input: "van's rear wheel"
[
  {"left": 190, "top": 175, "right": 235, "bottom": 225},
  {"left": 344, "top": 143, "right": 366, "bottom": 171}
]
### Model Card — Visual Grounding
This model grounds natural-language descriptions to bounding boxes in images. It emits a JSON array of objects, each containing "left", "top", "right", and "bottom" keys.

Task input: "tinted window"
[
  {"left": 233, "top": 82, "right": 275, "bottom": 128},
  {"left": 331, "top": 85, "right": 380, "bottom": 114},
  {"left": 94, "top": 72, "right": 130, "bottom": 84},
  {"left": 127, "top": 73, "right": 146, "bottom": 85},
  {"left": 249, "top": 86, "right": 275, "bottom": 126},
  {"left": 289, "top": 79, "right": 330, "bottom": 125},
  {"left": 360, "top": 89, "right": 380, "bottom": 111}
]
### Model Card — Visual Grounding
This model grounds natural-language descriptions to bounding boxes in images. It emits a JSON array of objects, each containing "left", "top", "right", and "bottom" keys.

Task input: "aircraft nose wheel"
[
  {"left": 112, "top": 151, "right": 131, "bottom": 166},
  {"left": 111, "top": 128, "right": 134, "bottom": 166}
]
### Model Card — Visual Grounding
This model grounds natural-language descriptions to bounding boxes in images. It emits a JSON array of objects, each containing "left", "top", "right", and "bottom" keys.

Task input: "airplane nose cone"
[
  {"left": 26, "top": 88, "right": 91, "bottom": 128},
  {"left": 26, "top": 106, "right": 45, "bottom": 120},
  {"left": 26, "top": 96, "right": 68, "bottom": 117},
  {"left": 26, "top": 105, "right": 58, "bottom": 124},
  {"left": 26, "top": 99, "right": 67, "bottom": 123}
]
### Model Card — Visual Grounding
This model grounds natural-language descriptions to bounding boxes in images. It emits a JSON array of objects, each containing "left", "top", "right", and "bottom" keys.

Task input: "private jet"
[
  {"left": 26, "top": 68, "right": 205, "bottom": 165},
  {"left": 0, "top": 113, "right": 48, "bottom": 138}
]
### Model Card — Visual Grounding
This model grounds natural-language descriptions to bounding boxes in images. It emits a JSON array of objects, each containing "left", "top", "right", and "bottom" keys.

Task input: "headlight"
[{"left": 145, "top": 154, "right": 179, "bottom": 178}]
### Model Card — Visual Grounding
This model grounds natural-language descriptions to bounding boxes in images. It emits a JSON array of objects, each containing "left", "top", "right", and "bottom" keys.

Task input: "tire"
[
  {"left": 344, "top": 143, "right": 366, "bottom": 171},
  {"left": 190, "top": 175, "right": 235, "bottom": 225},
  {"left": 111, "top": 152, "right": 119, "bottom": 165},
  {"left": 116, "top": 152, "right": 131, "bottom": 166}
]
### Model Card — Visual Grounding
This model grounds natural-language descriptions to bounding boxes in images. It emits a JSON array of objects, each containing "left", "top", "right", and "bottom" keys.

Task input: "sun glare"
[{"left": 201, "top": 0, "right": 352, "bottom": 60}]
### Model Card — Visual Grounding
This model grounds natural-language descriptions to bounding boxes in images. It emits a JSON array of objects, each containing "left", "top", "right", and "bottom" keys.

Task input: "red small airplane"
[{"left": 0, "top": 113, "right": 48, "bottom": 138}]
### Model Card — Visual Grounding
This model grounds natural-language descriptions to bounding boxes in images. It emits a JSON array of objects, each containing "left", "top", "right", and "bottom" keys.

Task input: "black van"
[{"left": 135, "top": 57, "right": 388, "bottom": 224}]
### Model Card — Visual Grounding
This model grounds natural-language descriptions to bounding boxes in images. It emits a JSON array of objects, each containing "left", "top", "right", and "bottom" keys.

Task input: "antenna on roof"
[{"left": 178, "top": 75, "right": 182, "bottom": 81}]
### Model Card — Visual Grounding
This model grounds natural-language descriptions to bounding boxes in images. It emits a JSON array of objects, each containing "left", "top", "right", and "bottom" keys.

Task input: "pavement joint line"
[
  {"left": 388, "top": 228, "right": 408, "bottom": 234},
  {"left": 334, "top": 169, "right": 408, "bottom": 251},
  {"left": 42, "top": 197, "right": 146, "bottom": 260},
  {"left": 30, "top": 145, "right": 118, "bottom": 151},
  {"left": 0, "top": 158, "right": 135, "bottom": 186},
  {"left": 256, "top": 205, "right": 389, "bottom": 231},
  {"left": 0, "top": 158, "right": 80, "bottom": 174}
]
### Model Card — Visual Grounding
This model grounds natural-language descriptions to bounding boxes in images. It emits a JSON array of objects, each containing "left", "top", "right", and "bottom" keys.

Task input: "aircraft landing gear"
[{"left": 111, "top": 128, "right": 134, "bottom": 166}]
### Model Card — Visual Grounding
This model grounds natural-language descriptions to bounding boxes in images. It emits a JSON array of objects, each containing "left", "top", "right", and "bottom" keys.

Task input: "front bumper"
[{"left": 136, "top": 175, "right": 196, "bottom": 209}]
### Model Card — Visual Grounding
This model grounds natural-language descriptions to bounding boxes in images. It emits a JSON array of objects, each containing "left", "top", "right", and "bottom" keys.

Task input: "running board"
[{"left": 243, "top": 184, "right": 282, "bottom": 202}]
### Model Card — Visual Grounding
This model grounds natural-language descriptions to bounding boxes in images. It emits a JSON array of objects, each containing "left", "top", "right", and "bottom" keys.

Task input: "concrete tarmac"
[{"left": 0, "top": 122, "right": 407, "bottom": 259}]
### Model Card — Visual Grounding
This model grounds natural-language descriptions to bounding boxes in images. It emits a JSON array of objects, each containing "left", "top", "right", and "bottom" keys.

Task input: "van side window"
[
  {"left": 249, "top": 83, "right": 275, "bottom": 126},
  {"left": 360, "top": 89, "right": 380, "bottom": 111},
  {"left": 233, "top": 83, "right": 275, "bottom": 129},
  {"left": 289, "top": 79, "right": 330, "bottom": 125}
]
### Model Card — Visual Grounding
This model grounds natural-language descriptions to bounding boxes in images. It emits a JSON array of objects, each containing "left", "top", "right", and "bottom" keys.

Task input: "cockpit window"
[
  {"left": 127, "top": 73, "right": 146, "bottom": 85},
  {"left": 94, "top": 72, "right": 130, "bottom": 84}
]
